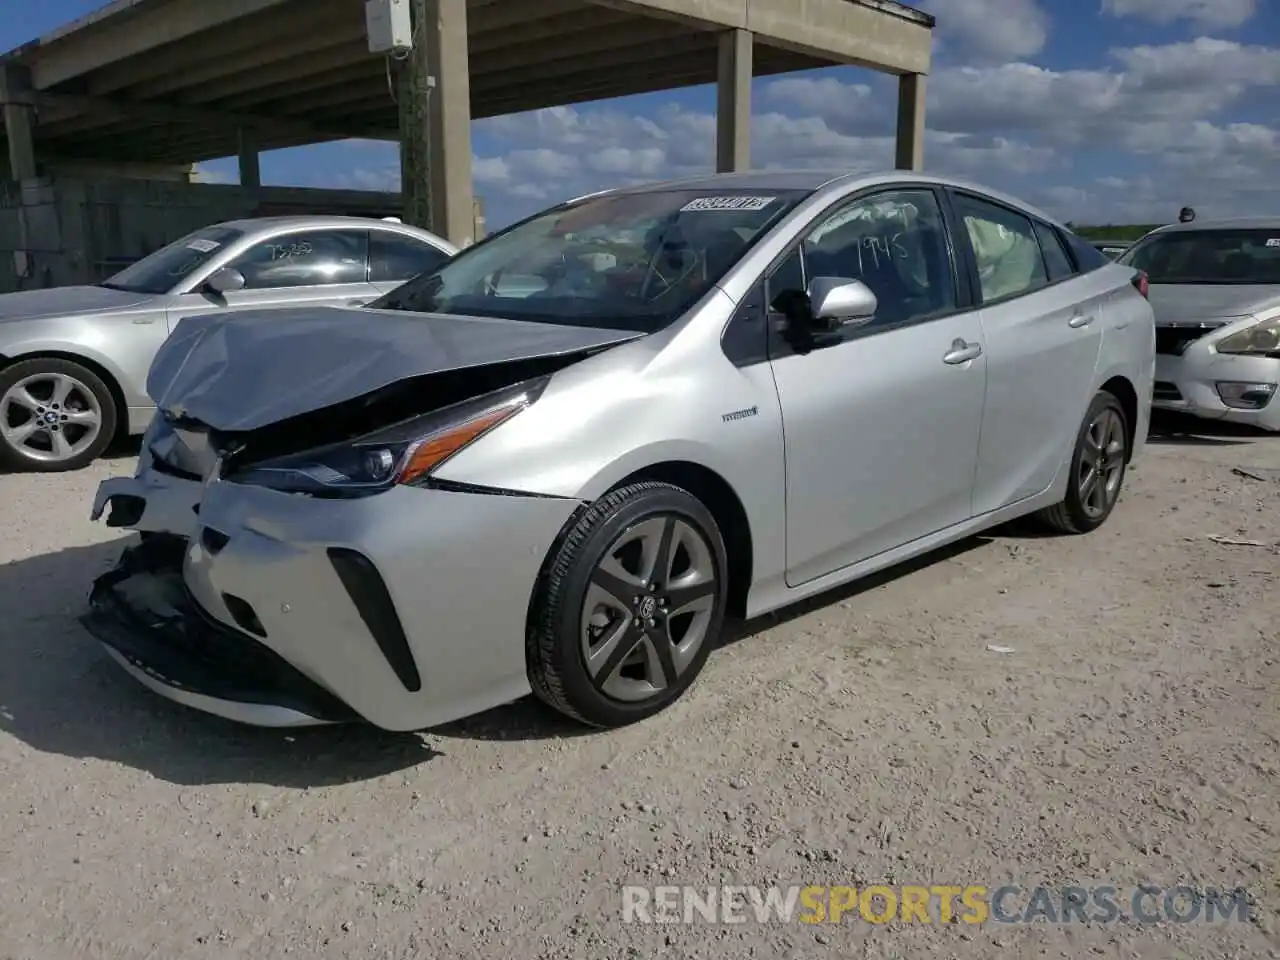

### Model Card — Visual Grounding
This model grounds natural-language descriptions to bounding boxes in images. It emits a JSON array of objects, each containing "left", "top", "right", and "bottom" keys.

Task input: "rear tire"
[
  {"left": 1036, "top": 389, "right": 1129, "bottom": 534},
  {"left": 527, "top": 481, "right": 729, "bottom": 728},
  {"left": 0, "top": 357, "right": 118, "bottom": 472}
]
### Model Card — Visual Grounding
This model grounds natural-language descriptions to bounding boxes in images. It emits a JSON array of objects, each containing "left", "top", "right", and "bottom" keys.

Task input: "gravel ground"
[{"left": 0, "top": 413, "right": 1277, "bottom": 960}]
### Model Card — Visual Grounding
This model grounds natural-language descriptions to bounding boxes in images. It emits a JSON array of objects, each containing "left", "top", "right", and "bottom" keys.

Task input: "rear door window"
[{"left": 952, "top": 193, "right": 1049, "bottom": 303}]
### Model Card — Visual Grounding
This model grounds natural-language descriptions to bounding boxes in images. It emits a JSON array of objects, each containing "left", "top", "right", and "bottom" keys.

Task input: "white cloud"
[
  {"left": 919, "top": 0, "right": 1051, "bottom": 62},
  {"left": 322, "top": 36, "right": 1277, "bottom": 229},
  {"left": 338, "top": 167, "right": 398, "bottom": 192},
  {"left": 757, "top": 37, "right": 1280, "bottom": 222},
  {"left": 917, "top": 40, "right": 1280, "bottom": 144},
  {"left": 465, "top": 99, "right": 1059, "bottom": 224},
  {"left": 192, "top": 163, "right": 234, "bottom": 184},
  {"left": 1101, "top": 0, "right": 1257, "bottom": 30}
]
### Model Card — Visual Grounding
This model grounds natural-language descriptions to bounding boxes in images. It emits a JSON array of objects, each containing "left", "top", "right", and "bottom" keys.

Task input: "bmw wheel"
[
  {"left": 1036, "top": 389, "right": 1129, "bottom": 534},
  {"left": 527, "top": 481, "right": 728, "bottom": 728},
  {"left": 0, "top": 358, "right": 118, "bottom": 472}
]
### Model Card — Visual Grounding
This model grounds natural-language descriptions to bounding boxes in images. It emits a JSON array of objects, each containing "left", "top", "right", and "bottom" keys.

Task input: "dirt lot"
[{"left": 0, "top": 413, "right": 1277, "bottom": 960}]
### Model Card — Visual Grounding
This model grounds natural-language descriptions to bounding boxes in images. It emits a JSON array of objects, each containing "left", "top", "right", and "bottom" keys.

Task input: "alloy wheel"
[
  {"left": 579, "top": 514, "right": 718, "bottom": 703},
  {"left": 0, "top": 372, "right": 104, "bottom": 464},
  {"left": 1077, "top": 407, "right": 1125, "bottom": 519}
]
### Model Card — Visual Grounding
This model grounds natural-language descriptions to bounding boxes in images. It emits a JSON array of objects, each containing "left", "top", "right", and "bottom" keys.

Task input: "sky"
[{"left": 3, "top": 0, "right": 1278, "bottom": 231}]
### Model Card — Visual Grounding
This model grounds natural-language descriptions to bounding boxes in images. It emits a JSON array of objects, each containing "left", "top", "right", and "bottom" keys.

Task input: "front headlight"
[
  {"left": 1217, "top": 316, "right": 1280, "bottom": 357},
  {"left": 227, "top": 377, "right": 548, "bottom": 497}
]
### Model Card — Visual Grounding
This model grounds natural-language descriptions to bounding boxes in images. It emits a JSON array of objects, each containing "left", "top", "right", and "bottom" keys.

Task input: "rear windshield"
[{"left": 1118, "top": 229, "right": 1280, "bottom": 284}]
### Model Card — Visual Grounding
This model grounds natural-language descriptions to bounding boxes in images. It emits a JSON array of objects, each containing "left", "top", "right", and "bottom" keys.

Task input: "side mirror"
[
  {"left": 203, "top": 266, "right": 246, "bottom": 295},
  {"left": 808, "top": 276, "right": 877, "bottom": 328}
]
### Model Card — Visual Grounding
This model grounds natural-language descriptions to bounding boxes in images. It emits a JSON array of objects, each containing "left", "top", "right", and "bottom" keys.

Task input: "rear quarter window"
[
  {"left": 1033, "top": 222, "right": 1076, "bottom": 282},
  {"left": 1061, "top": 232, "right": 1112, "bottom": 273}
]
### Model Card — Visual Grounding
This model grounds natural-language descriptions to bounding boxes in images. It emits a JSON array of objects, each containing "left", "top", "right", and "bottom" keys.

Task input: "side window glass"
[
  {"left": 1034, "top": 221, "right": 1075, "bottom": 282},
  {"left": 953, "top": 194, "right": 1048, "bottom": 303},
  {"left": 369, "top": 232, "right": 451, "bottom": 283},
  {"left": 799, "top": 188, "right": 957, "bottom": 328},
  {"left": 229, "top": 230, "right": 369, "bottom": 290},
  {"left": 760, "top": 247, "right": 808, "bottom": 330},
  {"left": 1076, "top": 235, "right": 1112, "bottom": 272},
  {"left": 766, "top": 248, "right": 805, "bottom": 308}
]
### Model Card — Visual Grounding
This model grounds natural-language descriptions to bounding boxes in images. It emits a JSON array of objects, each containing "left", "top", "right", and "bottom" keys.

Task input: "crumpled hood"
[
  {"left": 1147, "top": 283, "right": 1280, "bottom": 326},
  {"left": 0, "top": 285, "right": 154, "bottom": 323},
  {"left": 147, "top": 306, "right": 644, "bottom": 432}
]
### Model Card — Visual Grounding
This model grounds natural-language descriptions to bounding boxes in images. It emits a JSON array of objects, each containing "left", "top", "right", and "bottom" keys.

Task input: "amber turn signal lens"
[{"left": 395, "top": 405, "right": 522, "bottom": 485}]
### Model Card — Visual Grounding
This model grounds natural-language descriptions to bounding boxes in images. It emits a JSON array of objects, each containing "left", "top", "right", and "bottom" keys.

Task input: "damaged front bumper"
[
  {"left": 91, "top": 446, "right": 203, "bottom": 539},
  {"left": 85, "top": 465, "right": 582, "bottom": 732},
  {"left": 81, "top": 534, "right": 358, "bottom": 726}
]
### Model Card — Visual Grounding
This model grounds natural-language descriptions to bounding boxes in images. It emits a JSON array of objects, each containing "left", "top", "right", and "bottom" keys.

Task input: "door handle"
[
  {"left": 942, "top": 339, "right": 982, "bottom": 365},
  {"left": 1068, "top": 312, "right": 1094, "bottom": 328}
]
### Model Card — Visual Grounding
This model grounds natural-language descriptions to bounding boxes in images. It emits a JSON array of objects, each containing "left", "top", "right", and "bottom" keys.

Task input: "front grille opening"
[
  {"left": 222, "top": 593, "right": 267, "bottom": 638},
  {"left": 200, "top": 526, "right": 230, "bottom": 555},
  {"left": 326, "top": 548, "right": 422, "bottom": 692},
  {"left": 1155, "top": 328, "right": 1205, "bottom": 356},
  {"left": 1153, "top": 381, "right": 1183, "bottom": 402}
]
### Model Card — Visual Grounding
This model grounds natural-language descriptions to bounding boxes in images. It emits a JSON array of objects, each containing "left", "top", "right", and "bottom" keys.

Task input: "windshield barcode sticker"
[
  {"left": 680, "top": 196, "right": 776, "bottom": 213},
  {"left": 1266, "top": 238, "right": 1280, "bottom": 247},
  {"left": 186, "top": 238, "right": 220, "bottom": 253}
]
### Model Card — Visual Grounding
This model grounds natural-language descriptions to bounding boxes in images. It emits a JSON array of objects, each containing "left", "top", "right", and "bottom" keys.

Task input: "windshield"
[
  {"left": 369, "top": 189, "right": 810, "bottom": 331},
  {"left": 1119, "top": 229, "right": 1280, "bottom": 285},
  {"left": 103, "top": 225, "right": 245, "bottom": 294}
]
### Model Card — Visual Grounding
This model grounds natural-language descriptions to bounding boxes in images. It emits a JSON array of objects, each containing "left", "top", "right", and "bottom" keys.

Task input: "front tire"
[
  {"left": 0, "top": 357, "right": 118, "bottom": 472},
  {"left": 1036, "top": 389, "right": 1129, "bottom": 534},
  {"left": 527, "top": 481, "right": 729, "bottom": 728}
]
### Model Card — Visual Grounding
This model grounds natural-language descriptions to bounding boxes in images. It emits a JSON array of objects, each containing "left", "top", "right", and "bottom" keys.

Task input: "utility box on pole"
[{"left": 365, "top": 0, "right": 412, "bottom": 55}]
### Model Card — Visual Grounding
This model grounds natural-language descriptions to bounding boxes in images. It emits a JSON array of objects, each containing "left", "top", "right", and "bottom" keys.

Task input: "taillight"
[{"left": 1131, "top": 270, "right": 1149, "bottom": 299}]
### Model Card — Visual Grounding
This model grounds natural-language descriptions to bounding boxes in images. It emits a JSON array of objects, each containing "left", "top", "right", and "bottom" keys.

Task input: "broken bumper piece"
[
  {"left": 80, "top": 534, "right": 357, "bottom": 727},
  {"left": 90, "top": 452, "right": 203, "bottom": 540}
]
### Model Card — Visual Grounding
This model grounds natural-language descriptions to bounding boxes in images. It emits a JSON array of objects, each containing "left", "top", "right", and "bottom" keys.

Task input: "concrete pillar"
[
  {"left": 1, "top": 65, "right": 37, "bottom": 181},
  {"left": 715, "top": 29, "right": 752, "bottom": 173},
  {"left": 894, "top": 73, "right": 926, "bottom": 171},
  {"left": 237, "top": 128, "right": 261, "bottom": 188},
  {"left": 399, "top": 0, "right": 474, "bottom": 246},
  {"left": 426, "top": 0, "right": 473, "bottom": 246}
]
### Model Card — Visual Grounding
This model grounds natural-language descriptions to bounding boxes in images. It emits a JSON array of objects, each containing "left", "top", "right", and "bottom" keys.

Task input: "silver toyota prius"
[{"left": 82, "top": 170, "right": 1156, "bottom": 732}]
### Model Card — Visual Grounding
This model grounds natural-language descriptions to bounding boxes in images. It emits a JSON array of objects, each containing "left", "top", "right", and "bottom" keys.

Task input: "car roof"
[
  {"left": 581, "top": 169, "right": 1067, "bottom": 228},
  {"left": 1148, "top": 216, "right": 1280, "bottom": 235},
  {"left": 210, "top": 215, "right": 451, "bottom": 244}
]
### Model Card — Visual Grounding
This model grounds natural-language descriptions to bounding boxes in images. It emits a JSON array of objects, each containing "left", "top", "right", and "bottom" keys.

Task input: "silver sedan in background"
[
  {"left": 0, "top": 216, "right": 455, "bottom": 471},
  {"left": 1117, "top": 217, "right": 1280, "bottom": 431},
  {"left": 83, "top": 170, "right": 1155, "bottom": 733}
]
